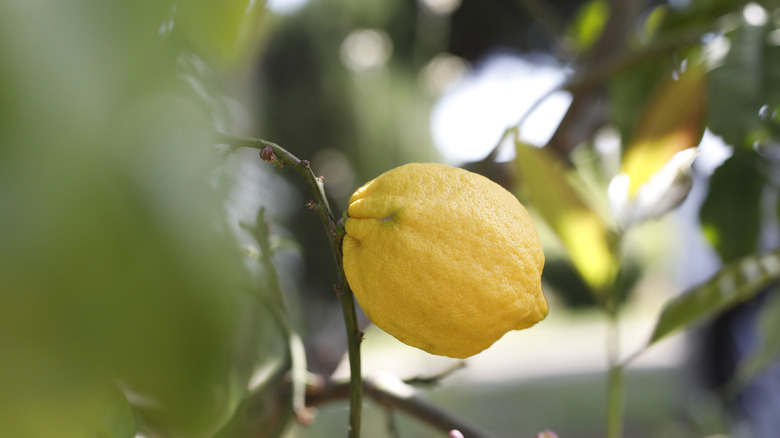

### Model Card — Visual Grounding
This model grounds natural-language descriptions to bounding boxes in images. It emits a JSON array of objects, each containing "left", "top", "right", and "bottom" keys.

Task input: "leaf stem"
[
  {"left": 216, "top": 132, "right": 363, "bottom": 438},
  {"left": 605, "top": 307, "right": 624, "bottom": 438},
  {"left": 605, "top": 233, "right": 626, "bottom": 438},
  {"left": 606, "top": 359, "right": 624, "bottom": 438}
]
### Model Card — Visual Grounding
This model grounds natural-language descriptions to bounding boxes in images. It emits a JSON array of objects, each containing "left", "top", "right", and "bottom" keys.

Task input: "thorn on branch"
[
  {"left": 334, "top": 217, "right": 347, "bottom": 241},
  {"left": 305, "top": 199, "right": 317, "bottom": 211},
  {"left": 259, "top": 146, "right": 277, "bottom": 163}
]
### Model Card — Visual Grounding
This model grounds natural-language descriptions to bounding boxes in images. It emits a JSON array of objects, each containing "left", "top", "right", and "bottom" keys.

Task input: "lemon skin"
[{"left": 342, "top": 163, "right": 547, "bottom": 359}]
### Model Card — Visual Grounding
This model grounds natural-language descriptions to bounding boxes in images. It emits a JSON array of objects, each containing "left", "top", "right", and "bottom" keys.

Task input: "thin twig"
[
  {"left": 606, "top": 362, "right": 625, "bottom": 438},
  {"left": 514, "top": 0, "right": 564, "bottom": 35},
  {"left": 216, "top": 133, "right": 364, "bottom": 438},
  {"left": 476, "top": 22, "right": 703, "bottom": 170},
  {"left": 605, "top": 316, "right": 624, "bottom": 438},
  {"left": 386, "top": 409, "right": 401, "bottom": 438},
  {"left": 308, "top": 378, "right": 501, "bottom": 438},
  {"left": 403, "top": 361, "right": 467, "bottom": 388},
  {"left": 250, "top": 210, "right": 313, "bottom": 424},
  {"left": 605, "top": 233, "right": 626, "bottom": 438}
]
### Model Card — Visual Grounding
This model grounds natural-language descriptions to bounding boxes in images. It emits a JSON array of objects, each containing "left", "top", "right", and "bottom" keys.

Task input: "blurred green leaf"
[
  {"left": 660, "top": 0, "right": 753, "bottom": 34},
  {"left": 636, "top": 5, "right": 667, "bottom": 45},
  {"left": 0, "top": 369, "right": 137, "bottom": 438},
  {"left": 607, "top": 60, "right": 705, "bottom": 228},
  {"left": 622, "top": 60, "right": 706, "bottom": 195},
  {"left": 515, "top": 141, "right": 617, "bottom": 298},
  {"left": 729, "top": 287, "right": 780, "bottom": 393},
  {"left": 177, "top": 0, "right": 266, "bottom": 68},
  {"left": 0, "top": 1, "right": 271, "bottom": 437},
  {"left": 543, "top": 256, "right": 641, "bottom": 308},
  {"left": 566, "top": 0, "right": 609, "bottom": 52},
  {"left": 708, "top": 22, "right": 780, "bottom": 149},
  {"left": 700, "top": 152, "right": 764, "bottom": 263},
  {"left": 648, "top": 251, "right": 780, "bottom": 345},
  {"left": 608, "top": 56, "right": 671, "bottom": 143},
  {"left": 97, "top": 383, "right": 138, "bottom": 438},
  {"left": 214, "top": 363, "right": 293, "bottom": 438}
]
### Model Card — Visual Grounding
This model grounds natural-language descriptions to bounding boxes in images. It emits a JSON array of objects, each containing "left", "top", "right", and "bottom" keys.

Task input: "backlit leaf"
[
  {"left": 622, "top": 60, "right": 707, "bottom": 195},
  {"left": 637, "top": 5, "right": 666, "bottom": 45},
  {"left": 566, "top": 0, "right": 609, "bottom": 52},
  {"left": 515, "top": 141, "right": 617, "bottom": 298},
  {"left": 648, "top": 250, "right": 780, "bottom": 346},
  {"left": 609, "top": 148, "right": 696, "bottom": 227}
]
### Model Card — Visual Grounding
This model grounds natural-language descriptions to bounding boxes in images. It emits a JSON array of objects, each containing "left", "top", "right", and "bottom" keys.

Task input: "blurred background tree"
[{"left": 2, "top": 0, "right": 780, "bottom": 437}]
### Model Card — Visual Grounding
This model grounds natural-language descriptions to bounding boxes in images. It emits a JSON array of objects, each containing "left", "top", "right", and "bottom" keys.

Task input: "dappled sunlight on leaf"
[
  {"left": 648, "top": 251, "right": 780, "bottom": 346},
  {"left": 557, "top": 209, "right": 617, "bottom": 294},
  {"left": 515, "top": 141, "right": 616, "bottom": 298},
  {"left": 608, "top": 148, "right": 697, "bottom": 227}
]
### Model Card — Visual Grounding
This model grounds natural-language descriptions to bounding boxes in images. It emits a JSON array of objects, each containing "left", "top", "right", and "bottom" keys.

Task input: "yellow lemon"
[{"left": 342, "top": 163, "right": 547, "bottom": 358}]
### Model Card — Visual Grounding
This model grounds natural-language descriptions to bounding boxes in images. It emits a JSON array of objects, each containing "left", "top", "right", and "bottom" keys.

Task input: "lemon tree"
[{"left": 342, "top": 163, "right": 547, "bottom": 358}]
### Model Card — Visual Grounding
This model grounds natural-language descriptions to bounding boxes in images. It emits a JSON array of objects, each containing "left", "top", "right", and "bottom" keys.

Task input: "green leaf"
[
  {"left": 637, "top": 5, "right": 667, "bottom": 45},
  {"left": 622, "top": 60, "right": 706, "bottom": 195},
  {"left": 96, "top": 384, "right": 137, "bottom": 438},
  {"left": 515, "top": 141, "right": 617, "bottom": 298},
  {"left": 608, "top": 61, "right": 705, "bottom": 227},
  {"left": 708, "top": 22, "right": 780, "bottom": 149},
  {"left": 608, "top": 56, "right": 672, "bottom": 143},
  {"left": 0, "top": 2, "right": 271, "bottom": 437},
  {"left": 699, "top": 152, "right": 764, "bottom": 263},
  {"left": 727, "top": 287, "right": 780, "bottom": 393},
  {"left": 566, "top": 0, "right": 609, "bottom": 52},
  {"left": 177, "top": 0, "right": 267, "bottom": 68},
  {"left": 658, "top": 0, "right": 776, "bottom": 38},
  {"left": 648, "top": 250, "right": 780, "bottom": 346}
]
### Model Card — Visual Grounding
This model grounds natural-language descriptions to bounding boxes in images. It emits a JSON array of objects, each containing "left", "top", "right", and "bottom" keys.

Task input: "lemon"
[{"left": 342, "top": 163, "right": 547, "bottom": 358}]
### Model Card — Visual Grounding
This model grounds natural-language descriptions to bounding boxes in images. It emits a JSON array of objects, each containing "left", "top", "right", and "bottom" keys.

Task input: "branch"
[
  {"left": 544, "top": 0, "right": 645, "bottom": 162},
  {"left": 308, "top": 378, "right": 500, "bottom": 438},
  {"left": 216, "top": 133, "right": 364, "bottom": 438},
  {"left": 513, "top": 0, "right": 569, "bottom": 54},
  {"left": 476, "top": 15, "right": 704, "bottom": 170},
  {"left": 565, "top": 29, "right": 704, "bottom": 96}
]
